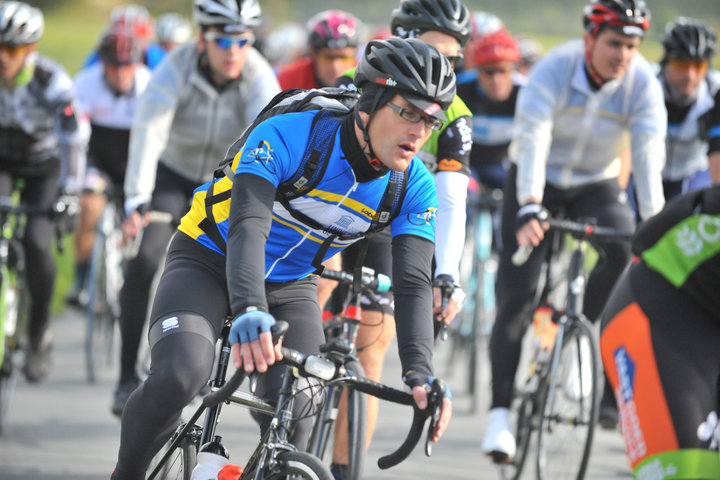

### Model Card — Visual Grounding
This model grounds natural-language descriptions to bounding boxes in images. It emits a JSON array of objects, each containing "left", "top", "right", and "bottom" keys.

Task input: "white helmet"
[
  {"left": 0, "top": 1, "right": 43, "bottom": 45},
  {"left": 155, "top": 12, "right": 193, "bottom": 44},
  {"left": 192, "top": 0, "right": 261, "bottom": 30}
]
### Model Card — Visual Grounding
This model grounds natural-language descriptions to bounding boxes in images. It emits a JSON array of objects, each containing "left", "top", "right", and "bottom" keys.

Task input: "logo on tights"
[
  {"left": 614, "top": 346, "right": 635, "bottom": 402},
  {"left": 162, "top": 316, "right": 179, "bottom": 333}
]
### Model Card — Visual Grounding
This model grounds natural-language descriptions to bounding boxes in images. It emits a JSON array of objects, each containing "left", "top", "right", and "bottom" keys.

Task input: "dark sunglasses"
[
  {"left": 203, "top": 32, "right": 253, "bottom": 50},
  {"left": 445, "top": 53, "right": 463, "bottom": 67}
]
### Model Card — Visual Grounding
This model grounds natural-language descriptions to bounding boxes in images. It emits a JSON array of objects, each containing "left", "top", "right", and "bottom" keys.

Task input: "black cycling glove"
[{"left": 515, "top": 202, "right": 549, "bottom": 232}]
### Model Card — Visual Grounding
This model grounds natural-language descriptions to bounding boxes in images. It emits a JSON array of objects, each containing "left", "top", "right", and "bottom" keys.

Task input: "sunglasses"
[
  {"left": 445, "top": 53, "right": 463, "bottom": 67},
  {"left": 478, "top": 65, "right": 513, "bottom": 77},
  {"left": 668, "top": 57, "right": 709, "bottom": 72},
  {"left": 203, "top": 32, "right": 253, "bottom": 50},
  {"left": 0, "top": 43, "right": 29, "bottom": 57},
  {"left": 315, "top": 52, "right": 356, "bottom": 64},
  {"left": 386, "top": 102, "right": 444, "bottom": 131}
]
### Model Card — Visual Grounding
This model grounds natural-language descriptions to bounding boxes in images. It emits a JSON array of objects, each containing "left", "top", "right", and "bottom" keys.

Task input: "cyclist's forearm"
[
  {"left": 434, "top": 171, "right": 468, "bottom": 281},
  {"left": 226, "top": 173, "right": 275, "bottom": 315},
  {"left": 630, "top": 128, "right": 666, "bottom": 220},
  {"left": 392, "top": 234, "right": 435, "bottom": 377}
]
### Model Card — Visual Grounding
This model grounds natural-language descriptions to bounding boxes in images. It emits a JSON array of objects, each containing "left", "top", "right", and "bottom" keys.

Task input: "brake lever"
[{"left": 424, "top": 378, "right": 446, "bottom": 456}]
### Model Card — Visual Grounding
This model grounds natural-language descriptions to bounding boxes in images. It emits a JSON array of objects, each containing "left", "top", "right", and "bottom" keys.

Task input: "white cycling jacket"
[
  {"left": 510, "top": 39, "right": 667, "bottom": 220},
  {"left": 124, "top": 41, "right": 280, "bottom": 212}
]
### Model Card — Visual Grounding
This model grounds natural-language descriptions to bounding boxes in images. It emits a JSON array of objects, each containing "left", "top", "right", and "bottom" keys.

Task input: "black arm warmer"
[
  {"left": 226, "top": 173, "right": 276, "bottom": 316},
  {"left": 391, "top": 234, "right": 435, "bottom": 377}
]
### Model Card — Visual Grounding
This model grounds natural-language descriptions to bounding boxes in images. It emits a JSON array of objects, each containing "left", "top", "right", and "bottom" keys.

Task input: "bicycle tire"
[
  {"left": 262, "top": 450, "right": 334, "bottom": 480},
  {"left": 307, "top": 360, "right": 367, "bottom": 480},
  {"left": 535, "top": 319, "right": 598, "bottom": 480},
  {"left": 148, "top": 425, "right": 199, "bottom": 480},
  {"left": 85, "top": 229, "right": 111, "bottom": 384},
  {"left": 0, "top": 262, "right": 28, "bottom": 434}
]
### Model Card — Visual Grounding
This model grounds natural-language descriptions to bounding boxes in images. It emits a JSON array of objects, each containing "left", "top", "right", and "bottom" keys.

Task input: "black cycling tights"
[
  {"left": 114, "top": 233, "right": 325, "bottom": 480},
  {"left": 118, "top": 164, "right": 196, "bottom": 385},
  {"left": 489, "top": 165, "right": 635, "bottom": 408},
  {"left": 0, "top": 162, "right": 60, "bottom": 347}
]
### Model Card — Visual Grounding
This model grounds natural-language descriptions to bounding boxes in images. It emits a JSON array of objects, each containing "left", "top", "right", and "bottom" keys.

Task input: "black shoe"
[
  {"left": 599, "top": 403, "right": 619, "bottom": 430},
  {"left": 330, "top": 463, "right": 349, "bottom": 480},
  {"left": 111, "top": 378, "right": 141, "bottom": 418},
  {"left": 23, "top": 332, "right": 53, "bottom": 383}
]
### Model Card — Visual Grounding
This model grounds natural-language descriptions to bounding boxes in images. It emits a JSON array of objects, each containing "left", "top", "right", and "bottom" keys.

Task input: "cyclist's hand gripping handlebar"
[{"left": 203, "top": 321, "right": 288, "bottom": 408}]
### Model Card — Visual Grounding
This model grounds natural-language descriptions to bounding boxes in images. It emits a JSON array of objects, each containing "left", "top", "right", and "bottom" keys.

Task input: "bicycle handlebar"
[
  {"left": 201, "top": 320, "right": 442, "bottom": 470},
  {"left": 512, "top": 217, "right": 634, "bottom": 266},
  {"left": 0, "top": 195, "right": 78, "bottom": 253},
  {"left": 321, "top": 267, "right": 392, "bottom": 293}
]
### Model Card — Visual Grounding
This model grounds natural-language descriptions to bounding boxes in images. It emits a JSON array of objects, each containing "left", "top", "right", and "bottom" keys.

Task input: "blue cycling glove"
[{"left": 229, "top": 308, "right": 276, "bottom": 346}]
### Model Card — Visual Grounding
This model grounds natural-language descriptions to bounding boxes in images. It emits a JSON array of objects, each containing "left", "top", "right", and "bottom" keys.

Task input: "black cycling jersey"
[
  {"left": 456, "top": 79, "right": 521, "bottom": 168},
  {"left": 632, "top": 185, "right": 720, "bottom": 319}
]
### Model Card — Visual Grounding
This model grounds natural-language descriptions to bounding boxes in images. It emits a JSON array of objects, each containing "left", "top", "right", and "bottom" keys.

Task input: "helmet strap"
[{"left": 584, "top": 45, "right": 607, "bottom": 89}]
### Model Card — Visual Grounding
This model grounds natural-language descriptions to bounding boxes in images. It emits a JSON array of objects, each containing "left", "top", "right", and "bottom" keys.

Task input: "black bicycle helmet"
[
  {"left": 583, "top": 0, "right": 650, "bottom": 38},
  {"left": 354, "top": 37, "right": 456, "bottom": 118},
  {"left": 662, "top": 17, "right": 717, "bottom": 62},
  {"left": 390, "top": 0, "right": 471, "bottom": 48}
]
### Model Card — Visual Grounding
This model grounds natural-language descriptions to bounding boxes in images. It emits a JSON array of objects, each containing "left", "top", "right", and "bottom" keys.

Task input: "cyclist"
[
  {"left": 111, "top": 0, "right": 280, "bottom": 418},
  {"left": 83, "top": 4, "right": 166, "bottom": 70},
  {"left": 600, "top": 184, "right": 720, "bottom": 479},
  {"left": 481, "top": 0, "right": 667, "bottom": 461},
  {"left": 630, "top": 17, "right": 719, "bottom": 207},
  {"left": 276, "top": 10, "right": 362, "bottom": 90},
  {"left": 110, "top": 37, "right": 454, "bottom": 480},
  {"left": 154, "top": 12, "right": 193, "bottom": 53},
  {"left": 457, "top": 28, "right": 524, "bottom": 191},
  {"left": 328, "top": 1, "right": 472, "bottom": 475},
  {"left": 66, "top": 32, "right": 150, "bottom": 306},
  {"left": 0, "top": 1, "right": 84, "bottom": 382}
]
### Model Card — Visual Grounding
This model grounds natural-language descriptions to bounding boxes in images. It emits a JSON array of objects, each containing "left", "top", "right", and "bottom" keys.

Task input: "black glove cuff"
[{"left": 515, "top": 202, "right": 549, "bottom": 232}]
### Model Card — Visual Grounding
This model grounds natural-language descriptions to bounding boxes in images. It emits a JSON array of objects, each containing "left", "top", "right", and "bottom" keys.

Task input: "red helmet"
[
  {"left": 470, "top": 29, "right": 520, "bottom": 66},
  {"left": 582, "top": 0, "right": 650, "bottom": 38}
]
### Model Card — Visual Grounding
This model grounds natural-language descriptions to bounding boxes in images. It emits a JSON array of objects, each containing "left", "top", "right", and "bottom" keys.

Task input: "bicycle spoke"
[{"left": 536, "top": 321, "right": 598, "bottom": 480}]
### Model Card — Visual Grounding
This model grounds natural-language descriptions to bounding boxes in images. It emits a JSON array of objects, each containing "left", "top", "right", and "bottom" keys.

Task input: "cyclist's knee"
[{"left": 146, "top": 313, "right": 217, "bottom": 406}]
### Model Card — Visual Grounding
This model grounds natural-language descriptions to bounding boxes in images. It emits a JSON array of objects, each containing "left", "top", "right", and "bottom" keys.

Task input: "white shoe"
[
  {"left": 482, "top": 407, "right": 517, "bottom": 463},
  {"left": 563, "top": 335, "right": 594, "bottom": 401}
]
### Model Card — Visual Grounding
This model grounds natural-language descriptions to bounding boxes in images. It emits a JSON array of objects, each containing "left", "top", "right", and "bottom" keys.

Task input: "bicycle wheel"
[
  {"left": 264, "top": 451, "right": 334, "bottom": 480},
  {"left": 0, "top": 264, "right": 28, "bottom": 434},
  {"left": 307, "top": 360, "right": 366, "bottom": 480},
  {"left": 84, "top": 225, "right": 115, "bottom": 383},
  {"left": 148, "top": 424, "right": 199, "bottom": 480},
  {"left": 536, "top": 319, "right": 598, "bottom": 480},
  {"left": 499, "top": 392, "right": 538, "bottom": 480}
]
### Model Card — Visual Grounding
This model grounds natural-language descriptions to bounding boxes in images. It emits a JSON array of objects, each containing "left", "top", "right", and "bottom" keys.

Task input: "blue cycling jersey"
[{"left": 179, "top": 110, "right": 439, "bottom": 282}]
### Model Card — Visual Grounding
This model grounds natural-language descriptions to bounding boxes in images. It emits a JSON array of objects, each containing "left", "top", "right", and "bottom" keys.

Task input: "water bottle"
[
  {"left": 190, "top": 436, "right": 229, "bottom": 480},
  {"left": 531, "top": 304, "right": 557, "bottom": 367}
]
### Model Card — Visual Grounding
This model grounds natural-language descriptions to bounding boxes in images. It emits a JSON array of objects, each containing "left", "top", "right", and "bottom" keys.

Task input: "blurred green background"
[
  {"left": 29, "top": 0, "right": 720, "bottom": 76},
  {"left": 30, "top": 0, "right": 718, "bottom": 313}
]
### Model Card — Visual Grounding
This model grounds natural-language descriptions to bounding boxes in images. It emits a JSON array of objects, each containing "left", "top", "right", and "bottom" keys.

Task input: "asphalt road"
[{"left": 0, "top": 307, "right": 632, "bottom": 479}]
